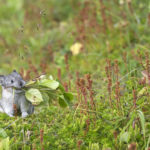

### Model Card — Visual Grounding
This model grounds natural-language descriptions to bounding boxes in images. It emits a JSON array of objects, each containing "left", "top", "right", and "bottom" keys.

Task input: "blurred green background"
[
  {"left": 0, "top": 0, "right": 149, "bottom": 78},
  {"left": 0, "top": 0, "right": 80, "bottom": 75}
]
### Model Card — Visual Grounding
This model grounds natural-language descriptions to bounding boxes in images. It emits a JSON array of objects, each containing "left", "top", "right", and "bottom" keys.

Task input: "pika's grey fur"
[{"left": 0, "top": 70, "right": 34, "bottom": 118}]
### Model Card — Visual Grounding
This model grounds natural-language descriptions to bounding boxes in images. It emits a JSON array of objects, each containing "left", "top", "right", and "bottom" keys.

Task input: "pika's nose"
[
  {"left": 20, "top": 81, "right": 26, "bottom": 87},
  {"left": 20, "top": 82, "right": 23, "bottom": 87}
]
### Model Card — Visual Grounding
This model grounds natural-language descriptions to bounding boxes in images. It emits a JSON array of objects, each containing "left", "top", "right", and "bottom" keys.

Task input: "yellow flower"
[{"left": 70, "top": 42, "right": 83, "bottom": 56}]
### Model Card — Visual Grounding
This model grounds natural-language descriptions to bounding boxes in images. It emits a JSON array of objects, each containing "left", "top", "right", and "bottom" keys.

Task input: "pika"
[{"left": 0, "top": 70, "right": 34, "bottom": 118}]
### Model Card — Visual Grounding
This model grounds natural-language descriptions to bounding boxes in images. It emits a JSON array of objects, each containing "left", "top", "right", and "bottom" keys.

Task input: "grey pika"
[{"left": 0, "top": 70, "right": 34, "bottom": 118}]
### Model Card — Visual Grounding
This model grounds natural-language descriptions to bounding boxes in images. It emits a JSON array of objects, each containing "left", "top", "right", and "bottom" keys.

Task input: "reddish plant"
[
  {"left": 63, "top": 82, "right": 68, "bottom": 92},
  {"left": 139, "top": 77, "right": 146, "bottom": 85},
  {"left": 76, "top": 76, "right": 89, "bottom": 112},
  {"left": 47, "top": 45, "right": 54, "bottom": 62},
  {"left": 128, "top": 143, "right": 136, "bottom": 150},
  {"left": 75, "top": 1, "right": 100, "bottom": 42},
  {"left": 107, "top": 8, "right": 113, "bottom": 30},
  {"left": 122, "top": 51, "right": 128, "bottom": 72},
  {"left": 64, "top": 54, "right": 69, "bottom": 73},
  {"left": 85, "top": 74, "right": 95, "bottom": 110},
  {"left": 27, "top": 59, "right": 39, "bottom": 76},
  {"left": 132, "top": 89, "right": 137, "bottom": 108},
  {"left": 114, "top": 60, "right": 120, "bottom": 110},
  {"left": 19, "top": 67, "right": 24, "bottom": 78},
  {"left": 137, "top": 50, "right": 145, "bottom": 69},
  {"left": 84, "top": 118, "right": 90, "bottom": 136},
  {"left": 25, "top": 70, "right": 31, "bottom": 80},
  {"left": 40, "top": 59, "right": 47, "bottom": 73},
  {"left": 146, "top": 52, "right": 150, "bottom": 81},
  {"left": 113, "top": 130, "right": 118, "bottom": 140},
  {"left": 131, "top": 50, "right": 146, "bottom": 70},
  {"left": 75, "top": 72, "right": 85, "bottom": 114},
  {"left": 99, "top": 0, "right": 107, "bottom": 33},
  {"left": 20, "top": 68, "right": 31, "bottom": 80},
  {"left": 76, "top": 72, "right": 81, "bottom": 102},
  {"left": 40, "top": 129, "right": 44, "bottom": 150},
  {"left": 148, "top": 13, "right": 150, "bottom": 26},
  {"left": 105, "top": 59, "right": 112, "bottom": 108},
  {"left": 80, "top": 78, "right": 88, "bottom": 107},
  {"left": 57, "top": 68, "right": 61, "bottom": 81},
  {"left": 127, "top": 0, "right": 133, "bottom": 14},
  {"left": 77, "top": 140, "right": 83, "bottom": 150}
]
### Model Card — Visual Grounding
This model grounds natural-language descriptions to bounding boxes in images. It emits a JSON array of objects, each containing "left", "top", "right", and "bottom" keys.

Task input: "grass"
[{"left": 0, "top": 0, "right": 150, "bottom": 149}]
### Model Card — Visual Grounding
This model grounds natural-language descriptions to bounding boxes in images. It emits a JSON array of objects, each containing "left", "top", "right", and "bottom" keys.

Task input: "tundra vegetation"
[{"left": 0, "top": 0, "right": 150, "bottom": 149}]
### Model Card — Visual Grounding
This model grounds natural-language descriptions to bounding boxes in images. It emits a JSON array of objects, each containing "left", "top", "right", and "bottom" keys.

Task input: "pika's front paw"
[{"left": 22, "top": 112, "right": 28, "bottom": 118}]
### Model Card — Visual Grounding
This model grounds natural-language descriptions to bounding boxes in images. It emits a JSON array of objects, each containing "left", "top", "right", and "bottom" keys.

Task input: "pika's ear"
[{"left": 0, "top": 75, "right": 4, "bottom": 85}]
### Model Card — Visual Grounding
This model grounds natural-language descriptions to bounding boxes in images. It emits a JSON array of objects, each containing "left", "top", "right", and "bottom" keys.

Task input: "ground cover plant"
[{"left": 0, "top": 0, "right": 150, "bottom": 149}]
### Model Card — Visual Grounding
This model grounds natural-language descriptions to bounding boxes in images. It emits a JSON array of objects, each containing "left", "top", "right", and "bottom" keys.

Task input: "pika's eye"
[{"left": 11, "top": 80, "right": 14, "bottom": 83}]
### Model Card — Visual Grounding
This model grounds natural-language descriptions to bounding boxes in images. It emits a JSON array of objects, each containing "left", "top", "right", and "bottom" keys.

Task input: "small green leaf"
[
  {"left": 63, "top": 92, "right": 73, "bottom": 102},
  {"left": 59, "top": 95, "right": 68, "bottom": 108},
  {"left": 0, "top": 137, "right": 9, "bottom": 150},
  {"left": 0, "top": 128, "right": 7, "bottom": 138},
  {"left": 138, "top": 110, "right": 145, "bottom": 139},
  {"left": 137, "top": 87, "right": 147, "bottom": 97},
  {"left": 39, "top": 74, "right": 46, "bottom": 80},
  {"left": 58, "top": 84, "right": 65, "bottom": 92},
  {"left": 42, "top": 92, "right": 49, "bottom": 102},
  {"left": 38, "top": 79, "right": 59, "bottom": 90},
  {"left": 49, "top": 75, "right": 53, "bottom": 80},
  {"left": 25, "top": 80, "right": 36, "bottom": 86},
  {"left": 25, "top": 88, "right": 43, "bottom": 105},
  {"left": 120, "top": 132, "right": 130, "bottom": 143}
]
